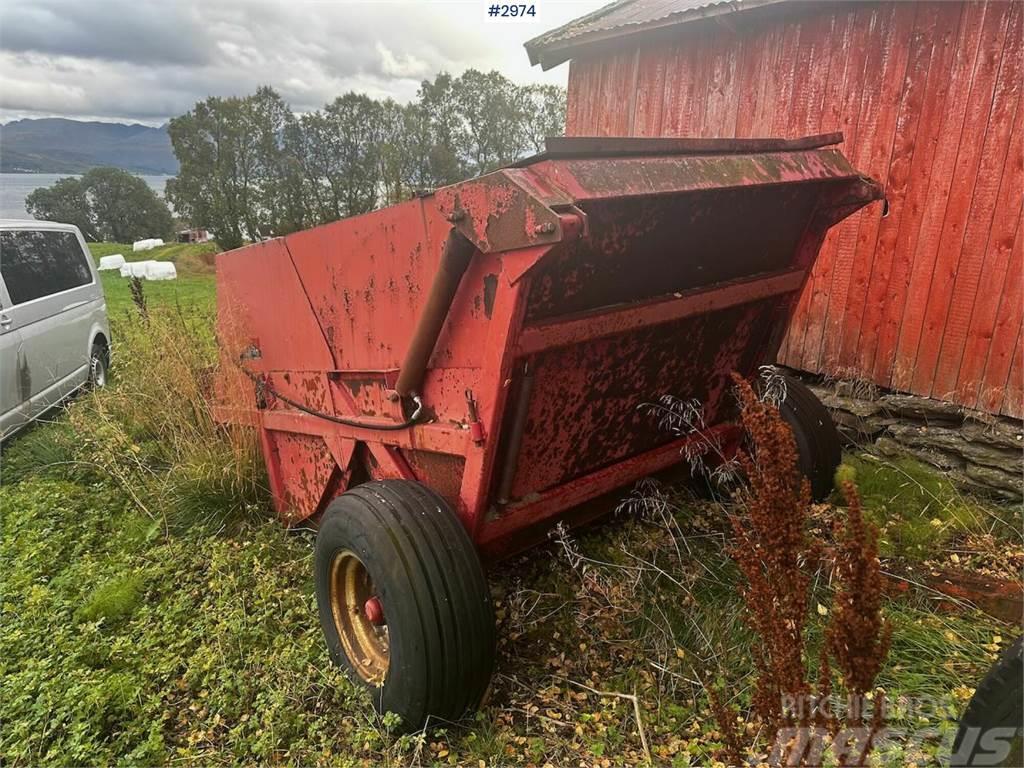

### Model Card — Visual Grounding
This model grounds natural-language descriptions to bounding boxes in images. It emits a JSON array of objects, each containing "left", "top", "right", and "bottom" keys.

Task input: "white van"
[{"left": 0, "top": 220, "right": 111, "bottom": 439}]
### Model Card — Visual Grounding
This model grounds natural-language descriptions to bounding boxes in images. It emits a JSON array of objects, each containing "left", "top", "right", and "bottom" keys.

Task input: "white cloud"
[
  {"left": 376, "top": 42, "right": 430, "bottom": 79},
  {"left": 0, "top": 0, "right": 606, "bottom": 124}
]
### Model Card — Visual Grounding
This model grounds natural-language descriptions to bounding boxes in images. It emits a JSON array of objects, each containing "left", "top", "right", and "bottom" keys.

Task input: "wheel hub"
[
  {"left": 91, "top": 354, "right": 106, "bottom": 387},
  {"left": 363, "top": 596, "right": 385, "bottom": 625},
  {"left": 328, "top": 551, "right": 389, "bottom": 685}
]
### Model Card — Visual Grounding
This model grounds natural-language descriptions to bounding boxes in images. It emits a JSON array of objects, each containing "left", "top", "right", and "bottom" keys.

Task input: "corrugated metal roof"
[{"left": 525, "top": 0, "right": 786, "bottom": 69}]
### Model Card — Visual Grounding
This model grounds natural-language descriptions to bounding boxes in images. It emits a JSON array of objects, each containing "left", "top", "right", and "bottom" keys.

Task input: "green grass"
[
  {"left": 89, "top": 242, "right": 217, "bottom": 318},
  {"left": 0, "top": 479, "right": 362, "bottom": 766},
  {"left": 0, "top": 419, "right": 82, "bottom": 484},
  {"left": 100, "top": 270, "right": 216, "bottom": 324},
  {"left": 0, "top": 242, "right": 1018, "bottom": 766},
  {"left": 89, "top": 240, "right": 219, "bottom": 269},
  {"left": 76, "top": 573, "right": 147, "bottom": 624},
  {"left": 835, "top": 455, "right": 999, "bottom": 560},
  {"left": 2, "top": 466, "right": 1010, "bottom": 766}
]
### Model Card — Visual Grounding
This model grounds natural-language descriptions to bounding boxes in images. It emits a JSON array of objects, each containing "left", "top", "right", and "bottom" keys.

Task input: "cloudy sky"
[{"left": 0, "top": 0, "right": 607, "bottom": 125}]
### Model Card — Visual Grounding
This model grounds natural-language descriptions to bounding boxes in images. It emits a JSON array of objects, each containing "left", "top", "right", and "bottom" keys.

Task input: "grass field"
[
  {"left": 90, "top": 242, "right": 217, "bottom": 317},
  {"left": 0, "top": 243, "right": 1019, "bottom": 766}
]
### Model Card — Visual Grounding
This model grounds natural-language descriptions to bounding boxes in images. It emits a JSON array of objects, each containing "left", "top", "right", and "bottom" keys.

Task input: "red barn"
[{"left": 527, "top": 0, "right": 1023, "bottom": 418}]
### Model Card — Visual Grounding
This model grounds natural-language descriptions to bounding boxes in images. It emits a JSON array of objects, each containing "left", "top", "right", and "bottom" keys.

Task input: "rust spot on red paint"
[
  {"left": 526, "top": 187, "right": 818, "bottom": 322},
  {"left": 482, "top": 274, "right": 498, "bottom": 319},
  {"left": 503, "top": 302, "right": 775, "bottom": 501}
]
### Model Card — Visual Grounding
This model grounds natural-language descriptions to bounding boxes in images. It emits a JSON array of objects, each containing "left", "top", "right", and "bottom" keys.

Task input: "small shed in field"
[
  {"left": 177, "top": 228, "right": 211, "bottom": 244},
  {"left": 527, "top": 0, "right": 1023, "bottom": 418}
]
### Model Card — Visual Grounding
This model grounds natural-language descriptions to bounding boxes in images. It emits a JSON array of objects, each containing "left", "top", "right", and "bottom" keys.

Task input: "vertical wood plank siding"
[{"left": 564, "top": 0, "right": 1023, "bottom": 417}]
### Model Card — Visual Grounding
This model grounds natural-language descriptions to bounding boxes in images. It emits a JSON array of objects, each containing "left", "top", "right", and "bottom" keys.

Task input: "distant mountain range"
[{"left": 0, "top": 118, "right": 179, "bottom": 175}]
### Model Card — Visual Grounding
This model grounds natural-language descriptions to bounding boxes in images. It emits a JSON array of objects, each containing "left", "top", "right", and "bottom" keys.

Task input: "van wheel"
[
  {"left": 314, "top": 480, "right": 495, "bottom": 732},
  {"left": 89, "top": 342, "right": 109, "bottom": 388},
  {"left": 774, "top": 375, "right": 841, "bottom": 501}
]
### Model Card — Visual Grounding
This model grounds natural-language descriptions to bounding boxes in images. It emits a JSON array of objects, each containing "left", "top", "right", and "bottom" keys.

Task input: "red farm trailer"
[{"left": 215, "top": 134, "right": 882, "bottom": 729}]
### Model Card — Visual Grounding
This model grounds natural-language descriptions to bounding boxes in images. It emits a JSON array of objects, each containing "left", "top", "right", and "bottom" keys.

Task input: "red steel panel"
[
  {"left": 255, "top": 409, "right": 469, "bottom": 456},
  {"left": 216, "top": 238, "right": 336, "bottom": 373},
  {"left": 265, "top": 431, "right": 341, "bottom": 523},
  {"left": 456, "top": 277, "right": 530, "bottom": 536},
  {"left": 477, "top": 425, "right": 738, "bottom": 557},
  {"left": 507, "top": 302, "right": 777, "bottom": 501},
  {"left": 282, "top": 201, "right": 467, "bottom": 372},
  {"left": 516, "top": 269, "right": 805, "bottom": 355}
]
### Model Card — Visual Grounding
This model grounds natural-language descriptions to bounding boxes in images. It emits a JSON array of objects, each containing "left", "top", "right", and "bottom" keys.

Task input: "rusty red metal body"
[{"left": 215, "top": 135, "right": 880, "bottom": 558}]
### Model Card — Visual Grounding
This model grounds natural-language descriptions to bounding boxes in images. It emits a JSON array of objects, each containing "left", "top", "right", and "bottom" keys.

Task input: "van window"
[{"left": 0, "top": 229, "right": 93, "bottom": 305}]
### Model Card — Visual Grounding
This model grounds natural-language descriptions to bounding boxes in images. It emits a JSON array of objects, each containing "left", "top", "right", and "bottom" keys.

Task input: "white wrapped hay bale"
[
  {"left": 97, "top": 254, "right": 126, "bottom": 271},
  {"left": 132, "top": 238, "right": 165, "bottom": 252},
  {"left": 144, "top": 261, "right": 177, "bottom": 281},
  {"left": 119, "top": 260, "right": 157, "bottom": 278}
]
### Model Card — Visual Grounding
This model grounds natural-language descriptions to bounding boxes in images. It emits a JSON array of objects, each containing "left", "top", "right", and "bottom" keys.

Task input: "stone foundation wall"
[{"left": 790, "top": 373, "right": 1023, "bottom": 502}]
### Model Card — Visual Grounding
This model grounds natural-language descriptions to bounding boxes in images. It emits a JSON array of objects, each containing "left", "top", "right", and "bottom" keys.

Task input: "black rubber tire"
[
  {"left": 951, "top": 635, "right": 1023, "bottom": 767},
  {"left": 314, "top": 480, "right": 495, "bottom": 731},
  {"left": 88, "top": 341, "right": 109, "bottom": 388},
  {"left": 776, "top": 376, "right": 841, "bottom": 501}
]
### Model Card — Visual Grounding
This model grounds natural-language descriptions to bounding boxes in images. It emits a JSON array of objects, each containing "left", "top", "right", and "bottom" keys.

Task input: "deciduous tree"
[
  {"left": 25, "top": 177, "right": 96, "bottom": 240},
  {"left": 166, "top": 87, "right": 293, "bottom": 250},
  {"left": 26, "top": 167, "right": 173, "bottom": 243},
  {"left": 165, "top": 75, "right": 567, "bottom": 247}
]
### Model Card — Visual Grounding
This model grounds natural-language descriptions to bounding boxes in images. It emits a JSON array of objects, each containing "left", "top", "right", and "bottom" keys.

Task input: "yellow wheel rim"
[{"left": 329, "top": 550, "right": 389, "bottom": 685}]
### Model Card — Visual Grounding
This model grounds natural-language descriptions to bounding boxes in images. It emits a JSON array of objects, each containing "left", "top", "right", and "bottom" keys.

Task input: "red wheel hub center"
[{"left": 364, "top": 596, "right": 385, "bottom": 625}]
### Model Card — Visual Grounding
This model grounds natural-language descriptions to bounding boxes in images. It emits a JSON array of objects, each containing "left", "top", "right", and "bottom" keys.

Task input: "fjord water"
[{"left": 0, "top": 173, "right": 170, "bottom": 219}]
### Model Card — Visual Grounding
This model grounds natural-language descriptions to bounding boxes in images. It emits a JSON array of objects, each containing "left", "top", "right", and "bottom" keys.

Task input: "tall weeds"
[
  {"left": 527, "top": 372, "right": 977, "bottom": 765},
  {"left": 828, "top": 480, "right": 892, "bottom": 743},
  {"left": 722, "top": 373, "right": 890, "bottom": 766},
  {"left": 728, "top": 374, "right": 814, "bottom": 731},
  {"left": 68, "top": 292, "right": 266, "bottom": 531}
]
